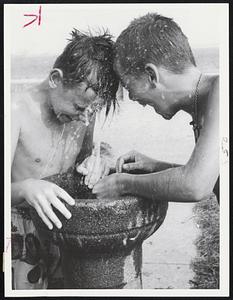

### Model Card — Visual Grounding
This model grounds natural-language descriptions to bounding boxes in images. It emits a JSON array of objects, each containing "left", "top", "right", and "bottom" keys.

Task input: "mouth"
[
  {"left": 56, "top": 113, "right": 73, "bottom": 123},
  {"left": 57, "top": 113, "right": 85, "bottom": 124}
]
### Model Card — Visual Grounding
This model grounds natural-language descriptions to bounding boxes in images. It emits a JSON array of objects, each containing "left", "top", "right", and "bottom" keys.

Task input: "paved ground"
[{"left": 142, "top": 202, "right": 200, "bottom": 289}]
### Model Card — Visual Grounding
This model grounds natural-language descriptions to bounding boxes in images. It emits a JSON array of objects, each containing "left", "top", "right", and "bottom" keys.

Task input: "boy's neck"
[
  {"left": 160, "top": 67, "right": 206, "bottom": 114},
  {"left": 177, "top": 72, "right": 217, "bottom": 115},
  {"left": 34, "top": 79, "right": 61, "bottom": 126}
]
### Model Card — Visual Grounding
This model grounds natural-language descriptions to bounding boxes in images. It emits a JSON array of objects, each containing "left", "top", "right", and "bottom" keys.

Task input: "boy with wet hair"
[
  {"left": 114, "top": 13, "right": 196, "bottom": 76},
  {"left": 93, "top": 13, "right": 219, "bottom": 204},
  {"left": 53, "top": 29, "right": 118, "bottom": 118},
  {"left": 11, "top": 29, "right": 118, "bottom": 289}
]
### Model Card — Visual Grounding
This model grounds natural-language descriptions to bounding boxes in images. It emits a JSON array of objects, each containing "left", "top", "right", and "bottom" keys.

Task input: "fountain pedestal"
[{"left": 30, "top": 169, "right": 168, "bottom": 289}]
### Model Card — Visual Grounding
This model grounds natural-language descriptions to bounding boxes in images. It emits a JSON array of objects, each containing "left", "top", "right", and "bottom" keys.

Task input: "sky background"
[{"left": 6, "top": 3, "right": 227, "bottom": 56}]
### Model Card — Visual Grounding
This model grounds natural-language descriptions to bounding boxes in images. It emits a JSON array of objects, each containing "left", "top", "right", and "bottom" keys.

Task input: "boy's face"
[
  {"left": 116, "top": 63, "right": 179, "bottom": 120},
  {"left": 51, "top": 71, "right": 105, "bottom": 125}
]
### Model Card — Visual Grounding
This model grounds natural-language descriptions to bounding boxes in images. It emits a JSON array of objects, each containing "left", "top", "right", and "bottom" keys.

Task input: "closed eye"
[{"left": 85, "top": 82, "right": 99, "bottom": 94}]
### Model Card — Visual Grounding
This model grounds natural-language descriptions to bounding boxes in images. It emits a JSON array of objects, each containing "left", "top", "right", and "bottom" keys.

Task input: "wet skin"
[
  {"left": 93, "top": 64, "right": 219, "bottom": 203},
  {"left": 11, "top": 73, "right": 105, "bottom": 230}
]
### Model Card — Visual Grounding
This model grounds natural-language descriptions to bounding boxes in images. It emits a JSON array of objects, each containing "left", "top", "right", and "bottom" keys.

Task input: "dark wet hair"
[
  {"left": 115, "top": 13, "right": 196, "bottom": 76},
  {"left": 53, "top": 29, "right": 119, "bottom": 115}
]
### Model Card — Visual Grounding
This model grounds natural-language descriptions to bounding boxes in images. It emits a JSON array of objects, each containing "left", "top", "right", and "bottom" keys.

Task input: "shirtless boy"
[
  {"left": 93, "top": 13, "right": 219, "bottom": 204},
  {"left": 11, "top": 29, "right": 118, "bottom": 289}
]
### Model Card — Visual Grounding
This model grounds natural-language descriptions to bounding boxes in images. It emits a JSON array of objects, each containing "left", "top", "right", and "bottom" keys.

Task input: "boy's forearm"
[
  {"left": 153, "top": 160, "right": 182, "bottom": 172},
  {"left": 125, "top": 167, "right": 198, "bottom": 203}
]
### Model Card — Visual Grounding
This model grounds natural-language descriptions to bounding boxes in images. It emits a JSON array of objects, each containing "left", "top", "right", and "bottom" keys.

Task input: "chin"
[{"left": 162, "top": 113, "right": 173, "bottom": 120}]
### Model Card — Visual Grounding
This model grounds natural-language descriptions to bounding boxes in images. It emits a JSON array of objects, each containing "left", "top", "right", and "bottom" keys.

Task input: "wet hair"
[
  {"left": 53, "top": 29, "right": 119, "bottom": 115},
  {"left": 114, "top": 13, "right": 196, "bottom": 76}
]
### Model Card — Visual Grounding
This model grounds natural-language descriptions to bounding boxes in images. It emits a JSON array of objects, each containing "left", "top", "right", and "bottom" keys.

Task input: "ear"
[
  {"left": 49, "top": 68, "right": 63, "bottom": 89},
  {"left": 145, "top": 63, "right": 159, "bottom": 87}
]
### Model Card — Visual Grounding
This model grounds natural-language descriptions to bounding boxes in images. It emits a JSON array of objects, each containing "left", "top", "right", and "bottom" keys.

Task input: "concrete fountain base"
[{"left": 30, "top": 168, "right": 168, "bottom": 289}]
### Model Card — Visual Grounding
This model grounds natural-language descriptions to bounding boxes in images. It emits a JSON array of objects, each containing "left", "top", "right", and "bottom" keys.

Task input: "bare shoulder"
[
  {"left": 201, "top": 75, "right": 219, "bottom": 141},
  {"left": 11, "top": 88, "right": 37, "bottom": 121},
  {"left": 203, "top": 74, "right": 219, "bottom": 124}
]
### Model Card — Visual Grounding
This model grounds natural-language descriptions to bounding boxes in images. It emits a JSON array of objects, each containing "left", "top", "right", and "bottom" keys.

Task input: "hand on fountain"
[
  {"left": 20, "top": 178, "right": 75, "bottom": 230},
  {"left": 92, "top": 173, "right": 130, "bottom": 199},
  {"left": 116, "top": 150, "right": 159, "bottom": 174},
  {"left": 76, "top": 154, "right": 111, "bottom": 189}
]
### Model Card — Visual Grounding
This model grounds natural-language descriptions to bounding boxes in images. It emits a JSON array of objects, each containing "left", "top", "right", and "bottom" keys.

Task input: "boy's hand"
[
  {"left": 21, "top": 179, "right": 75, "bottom": 230},
  {"left": 116, "top": 150, "right": 158, "bottom": 174},
  {"left": 92, "top": 173, "right": 129, "bottom": 199},
  {"left": 76, "top": 154, "right": 111, "bottom": 189}
]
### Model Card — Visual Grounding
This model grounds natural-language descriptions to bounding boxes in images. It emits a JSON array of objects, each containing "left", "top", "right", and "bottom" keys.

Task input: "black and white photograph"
[{"left": 4, "top": 3, "right": 229, "bottom": 297}]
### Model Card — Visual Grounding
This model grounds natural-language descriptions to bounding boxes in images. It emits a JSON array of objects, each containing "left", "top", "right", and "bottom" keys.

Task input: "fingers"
[
  {"left": 122, "top": 162, "right": 142, "bottom": 172},
  {"left": 88, "top": 162, "right": 110, "bottom": 188},
  {"left": 79, "top": 155, "right": 111, "bottom": 189},
  {"left": 54, "top": 185, "right": 75, "bottom": 206},
  {"left": 92, "top": 174, "right": 119, "bottom": 199},
  {"left": 101, "top": 165, "right": 110, "bottom": 178},
  {"left": 43, "top": 204, "right": 62, "bottom": 229},
  {"left": 35, "top": 204, "right": 53, "bottom": 230},
  {"left": 36, "top": 195, "right": 62, "bottom": 229},
  {"left": 86, "top": 157, "right": 103, "bottom": 188},
  {"left": 49, "top": 194, "right": 72, "bottom": 220},
  {"left": 76, "top": 164, "right": 88, "bottom": 176},
  {"left": 84, "top": 155, "right": 100, "bottom": 188},
  {"left": 86, "top": 168, "right": 101, "bottom": 189},
  {"left": 116, "top": 151, "right": 136, "bottom": 173},
  {"left": 76, "top": 156, "right": 91, "bottom": 176},
  {"left": 83, "top": 155, "right": 96, "bottom": 185}
]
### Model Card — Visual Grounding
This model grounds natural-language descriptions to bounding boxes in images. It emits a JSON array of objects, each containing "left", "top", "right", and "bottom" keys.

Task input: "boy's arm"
[
  {"left": 93, "top": 78, "right": 219, "bottom": 203},
  {"left": 116, "top": 150, "right": 182, "bottom": 174},
  {"left": 126, "top": 78, "right": 219, "bottom": 202},
  {"left": 11, "top": 100, "right": 75, "bottom": 228},
  {"left": 11, "top": 101, "right": 25, "bottom": 206}
]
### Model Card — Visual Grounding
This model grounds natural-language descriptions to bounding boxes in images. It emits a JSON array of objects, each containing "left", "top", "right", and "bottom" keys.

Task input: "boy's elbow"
[
  {"left": 185, "top": 179, "right": 213, "bottom": 202},
  {"left": 188, "top": 187, "right": 210, "bottom": 202},
  {"left": 182, "top": 167, "right": 213, "bottom": 202}
]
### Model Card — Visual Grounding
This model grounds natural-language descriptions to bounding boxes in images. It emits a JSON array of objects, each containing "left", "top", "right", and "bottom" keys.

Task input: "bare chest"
[{"left": 14, "top": 120, "right": 86, "bottom": 179}]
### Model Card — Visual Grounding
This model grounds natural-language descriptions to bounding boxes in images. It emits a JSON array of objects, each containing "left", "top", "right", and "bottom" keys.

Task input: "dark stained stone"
[{"left": 30, "top": 167, "right": 168, "bottom": 289}]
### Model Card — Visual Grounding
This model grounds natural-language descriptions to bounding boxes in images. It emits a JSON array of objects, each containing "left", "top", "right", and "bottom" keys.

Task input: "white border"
[{"left": 4, "top": 3, "right": 229, "bottom": 297}]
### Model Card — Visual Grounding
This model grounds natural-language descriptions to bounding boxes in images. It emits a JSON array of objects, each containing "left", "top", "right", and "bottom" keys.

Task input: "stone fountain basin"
[{"left": 30, "top": 169, "right": 168, "bottom": 253}]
